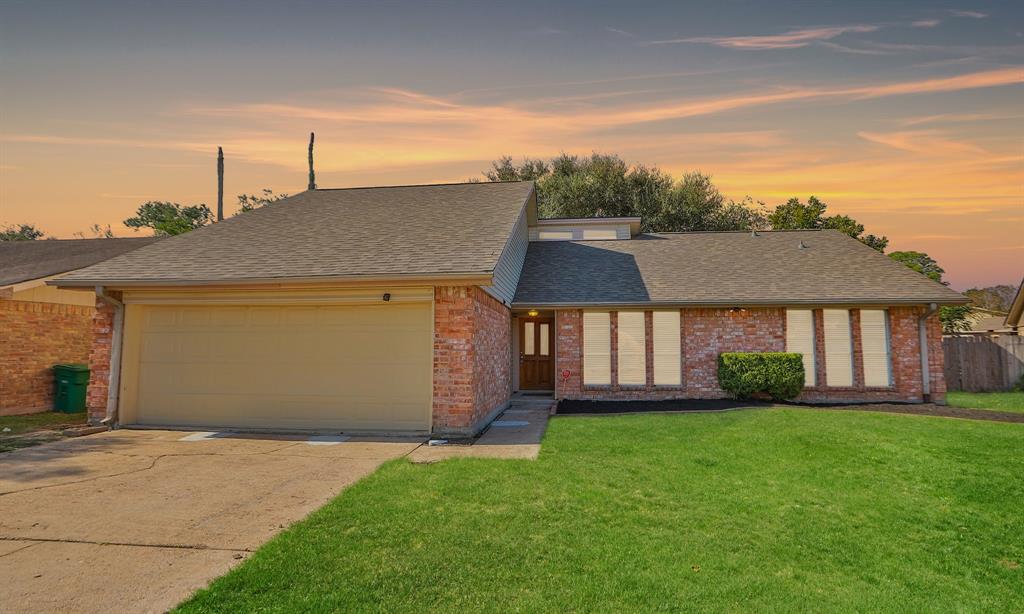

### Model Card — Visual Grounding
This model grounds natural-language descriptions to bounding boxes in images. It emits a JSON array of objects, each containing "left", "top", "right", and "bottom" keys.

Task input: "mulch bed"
[{"left": 556, "top": 399, "right": 1024, "bottom": 423}]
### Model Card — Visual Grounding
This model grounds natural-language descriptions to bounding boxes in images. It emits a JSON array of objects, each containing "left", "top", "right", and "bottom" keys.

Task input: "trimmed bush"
[{"left": 717, "top": 352, "right": 805, "bottom": 401}]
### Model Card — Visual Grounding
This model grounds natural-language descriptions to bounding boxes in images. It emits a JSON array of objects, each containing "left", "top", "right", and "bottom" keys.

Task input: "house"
[
  {"left": 53, "top": 182, "right": 967, "bottom": 435},
  {"left": 959, "top": 307, "right": 1013, "bottom": 336},
  {"left": 1003, "top": 279, "right": 1024, "bottom": 335},
  {"left": 1, "top": 237, "right": 160, "bottom": 415}
]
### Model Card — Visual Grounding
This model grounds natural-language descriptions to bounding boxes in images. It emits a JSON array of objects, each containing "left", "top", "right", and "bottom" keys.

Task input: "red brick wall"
[
  {"left": 0, "top": 299, "right": 94, "bottom": 415},
  {"left": 556, "top": 306, "right": 946, "bottom": 404},
  {"left": 432, "top": 286, "right": 510, "bottom": 435},
  {"left": 86, "top": 294, "right": 120, "bottom": 424},
  {"left": 684, "top": 308, "right": 786, "bottom": 398}
]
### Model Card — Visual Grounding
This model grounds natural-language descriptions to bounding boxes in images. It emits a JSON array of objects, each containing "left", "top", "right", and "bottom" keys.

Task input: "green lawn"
[
  {"left": 178, "top": 409, "right": 1024, "bottom": 613},
  {"left": 0, "top": 411, "right": 87, "bottom": 453},
  {"left": 948, "top": 391, "right": 1024, "bottom": 414}
]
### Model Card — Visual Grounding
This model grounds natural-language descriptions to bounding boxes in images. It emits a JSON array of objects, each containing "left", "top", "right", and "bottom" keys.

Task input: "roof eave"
[
  {"left": 512, "top": 297, "right": 970, "bottom": 309},
  {"left": 52, "top": 271, "right": 495, "bottom": 289}
]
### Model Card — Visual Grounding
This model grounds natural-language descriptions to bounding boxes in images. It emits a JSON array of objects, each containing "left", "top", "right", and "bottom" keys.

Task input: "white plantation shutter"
[
  {"left": 785, "top": 309, "right": 816, "bottom": 387},
  {"left": 860, "top": 309, "right": 892, "bottom": 387},
  {"left": 652, "top": 311, "right": 681, "bottom": 386},
  {"left": 823, "top": 309, "right": 854, "bottom": 387},
  {"left": 583, "top": 312, "right": 611, "bottom": 385},
  {"left": 617, "top": 311, "right": 646, "bottom": 385}
]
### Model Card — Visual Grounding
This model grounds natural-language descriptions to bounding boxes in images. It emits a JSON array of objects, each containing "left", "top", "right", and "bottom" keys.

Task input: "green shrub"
[{"left": 717, "top": 352, "right": 805, "bottom": 401}]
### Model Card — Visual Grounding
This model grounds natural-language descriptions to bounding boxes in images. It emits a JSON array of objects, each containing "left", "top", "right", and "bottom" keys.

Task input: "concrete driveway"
[{"left": 0, "top": 429, "right": 422, "bottom": 613}]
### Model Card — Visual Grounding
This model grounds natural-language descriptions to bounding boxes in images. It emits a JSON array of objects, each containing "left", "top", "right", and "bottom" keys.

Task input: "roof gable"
[{"left": 56, "top": 182, "right": 535, "bottom": 286}]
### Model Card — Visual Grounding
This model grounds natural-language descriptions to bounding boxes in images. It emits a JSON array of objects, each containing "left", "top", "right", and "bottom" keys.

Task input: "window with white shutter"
[
  {"left": 785, "top": 309, "right": 816, "bottom": 387},
  {"left": 652, "top": 311, "right": 681, "bottom": 386},
  {"left": 617, "top": 311, "right": 646, "bottom": 386},
  {"left": 860, "top": 309, "right": 892, "bottom": 387},
  {"left": 823, "top": 309, "right": 853, "bottom": 387},
  {"left": 583, "top": 312, "right": 611, "bottom": 385}
]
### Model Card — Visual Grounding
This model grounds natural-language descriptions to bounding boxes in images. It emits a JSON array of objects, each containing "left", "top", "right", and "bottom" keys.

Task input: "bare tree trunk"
[
  {"left": 217, "top": 147, "right": 224, "bottom": 221},
  {"left": 308, "top": 132, "right": 316, "bottom": 191}
]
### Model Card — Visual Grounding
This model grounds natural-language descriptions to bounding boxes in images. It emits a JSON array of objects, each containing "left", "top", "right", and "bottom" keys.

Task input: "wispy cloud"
[
  {"left": 949, "top": 10, "right": 988, "bottom": 19},
  {"left": 858, "top": 130, "right": 986, "bottom": 157},
  {"left": 605, "top": 27, "right": 633, "bottom": 37},
  {"left": 643, "top": 25, "right": 879, "bottom": 49},
  {"left": 912, "top": 19, "right": 941, "bottom": 28},
  {"left": 818, "top": 41, "right": 894, "bottom": 55},
  {"left": 528, "top": 26, "right": 564, "bottom": 36},
  {"left": 900, "top": 112, "right": 1024, "bottom": 126}
]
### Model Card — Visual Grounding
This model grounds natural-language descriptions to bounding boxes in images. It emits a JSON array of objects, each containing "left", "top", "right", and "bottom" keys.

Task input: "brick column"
[{"left": 86, "top": 292, "right": 120, "bottom": 425}]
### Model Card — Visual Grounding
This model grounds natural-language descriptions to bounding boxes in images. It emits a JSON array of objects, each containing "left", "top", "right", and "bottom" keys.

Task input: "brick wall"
[
  {"left": 556, "top": 306, "right": 946, "bottom": 404},
  {"left": 0, "top": 299, "right": 94, "bottom": 415},
  {"left": 86, "top": 293, "right": 120, "bottom": 424},
  {"left": 432, "top": 286, "right": 511, "bottom": 435}
]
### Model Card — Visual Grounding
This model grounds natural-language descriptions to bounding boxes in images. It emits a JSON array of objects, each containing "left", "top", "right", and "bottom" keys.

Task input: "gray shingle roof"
[
  {"left": 0, "top": 238, "right": 161, "bottom": 287},
  {"left": 56, "top": 182, "right": 534, "bottom": 286},
  {"left": 513, "top": 230, "right": 967, "bottom": 306}
]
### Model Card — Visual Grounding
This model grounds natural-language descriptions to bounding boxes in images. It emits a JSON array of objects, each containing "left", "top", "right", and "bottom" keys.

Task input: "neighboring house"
[
  {"left": 1004, "top": 279, "right": 1024, "bottom": 335},
  {"left": 959, "top": 308, "right": 1013, "bottom": 336},
  {"left": 54, "top": 182, "right": 967, "bottom": 435},
  {"left": 1, "top": 238, "right": 160, "bottom": 415}
]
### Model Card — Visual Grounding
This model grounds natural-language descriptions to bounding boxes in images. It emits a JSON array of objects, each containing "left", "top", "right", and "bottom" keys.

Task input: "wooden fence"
[{"left": 943, "top": 335, "right": 1024, "bottom": 392}]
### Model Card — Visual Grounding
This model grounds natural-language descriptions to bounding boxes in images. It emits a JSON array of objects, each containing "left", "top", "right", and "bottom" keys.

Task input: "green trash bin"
[{"left": 53, "top": 364, "right": 90, "bottom": 413}]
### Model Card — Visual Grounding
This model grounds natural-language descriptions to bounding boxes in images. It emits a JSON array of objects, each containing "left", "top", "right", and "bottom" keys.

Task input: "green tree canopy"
[
  {"left": 124, "top": 201, "right": 213, "bottom": 236},
  {"left": 887, "top": 251, "right": 945, "bottom": 283},
  {"left": 235, "top": 189, "right": 289, "bottom": 215},
  {"left": 482, "top": 153, "right": 765, "bottom": 232},
  {"left": 0, "top": 223, "right": 45, "bottom": 241},
  {"left": 888, "top": 250, "right": 971, "bottom": 333},
  {"left": 767, "top": 196, "right": 888, "bottom": 251}
]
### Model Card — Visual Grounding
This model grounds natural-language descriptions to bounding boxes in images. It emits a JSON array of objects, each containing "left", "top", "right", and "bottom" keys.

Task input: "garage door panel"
[{"left": 128, "top": 303, "right": 432, "bottom": 432}]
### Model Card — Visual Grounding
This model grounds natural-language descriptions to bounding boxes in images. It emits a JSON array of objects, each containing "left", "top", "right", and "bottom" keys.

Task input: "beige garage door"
[{"left": 121, "top": 302, "right": 432, "bottom": 432}]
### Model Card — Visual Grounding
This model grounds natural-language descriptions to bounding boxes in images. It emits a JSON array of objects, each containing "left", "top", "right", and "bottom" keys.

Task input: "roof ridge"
[
  {"left": 312, "top": 180, "right": 534, "bottom": 192},
  {"left": 643, "top": 229, "right": 827, "bottom": 236}
]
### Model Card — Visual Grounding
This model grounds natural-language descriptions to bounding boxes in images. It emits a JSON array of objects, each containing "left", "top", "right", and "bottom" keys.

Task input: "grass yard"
[
  {"left": 178, "top": 409, "right": 1024, "bottom": 613},
  {"left": 0, "top": 411, "right": 87, "bottom": 453},
  {"left": 947, "top": 391, "right": 1024, "bottom": 414}
]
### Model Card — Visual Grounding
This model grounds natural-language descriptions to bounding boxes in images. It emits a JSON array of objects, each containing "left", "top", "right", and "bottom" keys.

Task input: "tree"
[
  {"left": 72, "top": 224, "right": 115, "bottom": 239},
  {"left": 767, "top": 196, "right": 888, "bottom": 251},
  {"left": 889, "top": 250, "right": 972, "bottom": 333},
  {"left": 123, "top": 201, "right": 213, "bottom": 236},
  {"left": 0, "top": 223, "right": 45, "bottom": 240},
  {"left": 963, "top": 285, "right": 1017, "bottom": 312},
  {"left": 887, "top": 251, "right": 944, "bottom": 282},
  {"left": 481, "top": 153, "right": 764, "bottom": 232},
  {"left": 235, "top": 189, "right": 289, "bottom": 215}
]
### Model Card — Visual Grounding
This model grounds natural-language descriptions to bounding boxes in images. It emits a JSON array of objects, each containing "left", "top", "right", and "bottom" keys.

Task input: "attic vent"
[{"left": 798, "top": 240, "right": 808, "bottom": 250}]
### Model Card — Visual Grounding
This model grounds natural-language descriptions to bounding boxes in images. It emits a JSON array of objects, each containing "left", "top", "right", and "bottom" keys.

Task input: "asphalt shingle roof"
[
  {"left": 56, "top": 182, "right": 534, "bottom": 285},
  {"left": 513, "top": 230, "right": 967, "bottom": 306},
  {"left": 0, "top": 238, "right": 161, "bottom": 287}
]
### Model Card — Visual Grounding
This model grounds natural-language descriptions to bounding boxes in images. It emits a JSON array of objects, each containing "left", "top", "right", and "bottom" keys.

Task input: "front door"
[{"left": 519, "top": 317, "right": 554, "bottom": 390}]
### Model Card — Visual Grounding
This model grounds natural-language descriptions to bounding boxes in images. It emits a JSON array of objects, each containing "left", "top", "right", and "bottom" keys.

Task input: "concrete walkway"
[
  {"left": 409, "top": 396, "right": 554, "bottom": 463},
  {"left": 0, "top": 429, "right": 421, "bottom": 614}
]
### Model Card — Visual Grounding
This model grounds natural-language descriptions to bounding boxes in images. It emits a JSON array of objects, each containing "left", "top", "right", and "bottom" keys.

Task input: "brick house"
[
  {"left": 54, "top": 182, "right": 966, "bottom": 435},
  {"left": 0, "top": 238, "right": 159, "bottom": 415}
]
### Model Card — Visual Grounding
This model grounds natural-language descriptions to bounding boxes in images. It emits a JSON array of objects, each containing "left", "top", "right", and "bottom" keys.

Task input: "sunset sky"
[{"left": 1, "top": 1, "right": 1021, "bottom": 290}]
